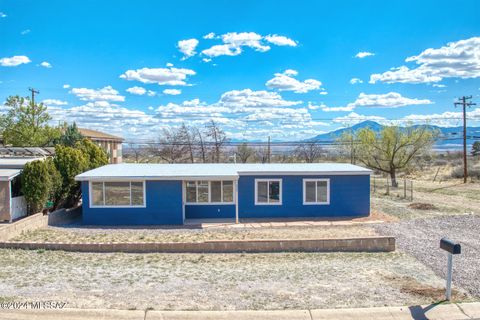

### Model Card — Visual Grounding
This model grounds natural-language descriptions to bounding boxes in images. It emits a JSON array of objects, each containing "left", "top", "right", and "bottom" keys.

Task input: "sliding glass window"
[
  {"left": 90, "top": 181, "right": 145, "bottom": 207},
  {"left": 185, "top": 181, "right": 235, "bottom": 204}
]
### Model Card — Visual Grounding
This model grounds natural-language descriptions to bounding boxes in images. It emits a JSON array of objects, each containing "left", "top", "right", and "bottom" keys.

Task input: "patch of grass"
[{"left": 408, "top": 203, "right": 437, "bottom": 210}]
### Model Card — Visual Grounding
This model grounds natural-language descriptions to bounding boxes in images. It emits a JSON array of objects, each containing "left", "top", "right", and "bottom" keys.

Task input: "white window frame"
[
  {"left": 89, "top": 180, "right": 146, "bottom": 208},
  {"left": 184, "top": 180, "right": 235, "bottom": 205},
  {"left": 303, "top": 178, "right": 330, "bottom": 205},
  {"left": 254, "top": 178, "right": 282, "bottom": 205}
]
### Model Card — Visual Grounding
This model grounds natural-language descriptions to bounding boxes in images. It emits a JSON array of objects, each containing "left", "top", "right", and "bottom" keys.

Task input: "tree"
[
  {"left": 178, "top": 123, "right": 196, "bottom": 163},
  {"left": 255, "top": 147, "right": 270, "bottom": 164},
  {"left": 153, "top": 128, "right": 186, "bottom": 163},
  {"left": 235, "top": 143, "right": 255, "bottom": 163},
  {"left": 53, "top": 145, "right": 88, "bottom": 206},
  {"left": 75, "top": 138, "right": 109, "bottom": 170},
  {"left": 57, "top": 122, "right": 84, "bottom": 147},
  {"left": 194, "top": 127, "right": 207, "bottom": 163},
  {"left": 0, "top": 95, "right": 61, "bottom": 146},
  {"left": 21, "top": 160, "right": 51, "bottom": 213},
  {"left": 294, "top": 142, "right": 323, "bottom": 163},
  {"left": 45, "top": 157, "right": 63, "bottom": 209},
  {"left": 344, "top": 126, "right": 437, "bottom": 187},
  {"left": 472, "top": 141, "right": 480, "bottom": 157},
  {"left": 205, "top": 120, "right": 229, "bottom": 163}
]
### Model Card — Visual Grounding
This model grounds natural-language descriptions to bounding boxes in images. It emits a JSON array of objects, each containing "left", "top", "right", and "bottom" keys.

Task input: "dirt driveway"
[{"left": 374, "top": 214, "right": 480, "bottom": 298}]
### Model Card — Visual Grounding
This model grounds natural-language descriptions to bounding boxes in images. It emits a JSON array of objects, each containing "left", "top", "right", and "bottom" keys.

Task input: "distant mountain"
[{"left": 308, "top": 120, "right": 480, "bottom": 151}]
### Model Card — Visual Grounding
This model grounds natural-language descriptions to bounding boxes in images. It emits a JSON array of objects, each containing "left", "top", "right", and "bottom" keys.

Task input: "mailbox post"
[{"left": 440, "top": 238, "right": 461, "bottom": 301}]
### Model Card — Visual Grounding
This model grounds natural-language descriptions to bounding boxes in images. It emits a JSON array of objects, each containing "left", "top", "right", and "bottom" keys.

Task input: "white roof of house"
[
  {"left": 75, "top": 163, "right": 371, "bottom": 181},
  {"left": 0, "top": 157, "right": 44, "bottom": 169},
  {"left": 0, "top": 169, "right": 22, "bottom": 181}
]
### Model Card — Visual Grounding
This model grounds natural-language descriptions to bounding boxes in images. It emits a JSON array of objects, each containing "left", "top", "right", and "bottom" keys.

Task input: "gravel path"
[{"left": 374, "top": 214, "right": 480, "bottom": 297}]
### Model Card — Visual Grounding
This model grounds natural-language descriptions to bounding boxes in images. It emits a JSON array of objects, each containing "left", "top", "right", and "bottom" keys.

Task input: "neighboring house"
[
  {"left": 78, "top": 128, "right": 124, "bottom": 164},
  {"left": 0, "top": 157, "right": 45, "bottom": 222},
  {"left": 75, "top": 163, "right": 371, "bottom": 225}
]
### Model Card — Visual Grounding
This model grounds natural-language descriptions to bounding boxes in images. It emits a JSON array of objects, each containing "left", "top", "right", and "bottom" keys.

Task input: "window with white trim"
[
  {"left": 185, "top": 181, "right": 234, "bottom": 204},
  {"left": 255, "top": 179, "right": 282, "bottom": 205},
  {"left": 90, "top": 181, "right": 145, "bottom": 207},
  {"left": 303, "top": 179, "right": 329, "bottom": 204}
]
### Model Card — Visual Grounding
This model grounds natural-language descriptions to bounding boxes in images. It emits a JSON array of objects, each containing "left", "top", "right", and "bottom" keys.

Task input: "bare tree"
[
  {"left": 178, "top": 123, "right": 196, "bottom": 163},
  {"left": 126, "top": 143, "right": 145, "bottom": 163},
  {"left": 193, "top": 126, "right": 207, "bottom": 163},
  {"left": 152, "top": 128, "right": 186, "bottom": 163},
  {"left": 205, "top": 120, "right": 229, "bottom": 163},
  {"left": 235, "top": 143, "right": 255, "bottom": 163},
  {"left": 255, "top": 147, "right": 270, "bottom": 163},
  {"left": 294, "top": 141, "right": 323, "bottom": 163}
]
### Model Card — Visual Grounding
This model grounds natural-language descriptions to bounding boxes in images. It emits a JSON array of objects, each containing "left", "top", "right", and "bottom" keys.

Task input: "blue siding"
[
  {"left": 81, "top": 180, "right": 183, "bottom": 225},
  {"left": 238, "top": 175, "right": 370, "bottom": 219},
  {"left": 185, "top": 204, "right": 235, "bottom": 219},
  {"left": 81, "top": 174, "right": 370, "bottom": 225}
]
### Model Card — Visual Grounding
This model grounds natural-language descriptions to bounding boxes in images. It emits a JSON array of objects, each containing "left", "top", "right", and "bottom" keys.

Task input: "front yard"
[
  {"left": 10, "top": 224, "right": 378, "bottom": 243},
  {"left": 0, "top": 249, "right": 466, "bottom": 310}
]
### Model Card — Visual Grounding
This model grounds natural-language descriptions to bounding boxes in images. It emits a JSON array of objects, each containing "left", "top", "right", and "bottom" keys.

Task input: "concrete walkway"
[
  {"left": 185, "top": 217, "right": 385, "bottom": 229},
  {"left": 1, "top": 302, "right": 479, "bottom": 320}
]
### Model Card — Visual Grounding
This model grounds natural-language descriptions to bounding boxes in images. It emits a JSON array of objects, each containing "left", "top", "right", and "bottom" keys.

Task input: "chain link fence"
[{"left": 371, "top": 175, "right": 414, "bottom": 201}]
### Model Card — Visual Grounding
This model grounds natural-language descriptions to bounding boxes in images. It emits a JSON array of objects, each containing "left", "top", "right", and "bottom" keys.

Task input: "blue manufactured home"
[{"left": 75, "top": 163, "right": 371, "bottom": 225}]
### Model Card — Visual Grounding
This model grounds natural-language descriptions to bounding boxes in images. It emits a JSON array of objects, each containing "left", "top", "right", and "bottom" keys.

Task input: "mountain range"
[{"left": 308, "top": 120, "right": 480, "bottom": 151}]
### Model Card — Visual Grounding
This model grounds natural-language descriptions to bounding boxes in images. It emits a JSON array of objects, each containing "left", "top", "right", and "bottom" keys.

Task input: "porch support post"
[{"left": 235, "top": 179, "right": 239, "bottom": 224}]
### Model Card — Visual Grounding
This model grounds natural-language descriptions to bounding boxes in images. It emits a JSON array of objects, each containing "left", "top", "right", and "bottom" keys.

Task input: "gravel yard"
[
  {"left": 11, "top": 225, "right": 378, "bottom": 243},
  {"left": 374, "top": 214, "right": 480, "bottom": 298},
  {"left": 0, "top": 249, "right": 463, "bottom": 310}
]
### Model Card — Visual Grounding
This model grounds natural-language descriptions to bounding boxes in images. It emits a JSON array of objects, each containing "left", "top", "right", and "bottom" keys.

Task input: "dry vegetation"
[
  {"left": 0, "top": 249, "right": 468, "bottom": 310},
  {"left": 12, "top": 225, "right": 378, "bottom": 244}
]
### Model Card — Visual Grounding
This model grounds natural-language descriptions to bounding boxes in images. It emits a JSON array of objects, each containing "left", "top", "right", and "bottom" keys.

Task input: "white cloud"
[
  {"left": 147, "top": 90, "right": 156, "bottom": 97},
  {"left": 126, "top": 86, "right": 147, "bottom": 95},
  {"left": 0, "top": 12, "right": 6, "bottom": 18},
  {"left": 42, "top": 99, "right": 67, "bottom": 106},
  {"left": 70, "top": 86, "right": 125, "bottom": 102},
  {"left": 265, "top": 70, "right": 322, "bottom": 93},
  {"left": 401, "top": 108, "right": 480, "bottom": 127},
  {"left": 177, "top": 38, "right": 199, "bottom": 59},
  {"left": 163, "top": 89, "right": 182, "bottom": 95},
  {"left": 120, "top": 67, "right": 196, "bottom": 86},
  {"left": 20, "top": 29, "right": 31, "bottom": 35},
  {"left": 63, "top": 84, "right": 71, "bottom": 89},
  {"left": 432, "top": 84, "right": 446, "bottom": 88},
  {"left": 203, "top": 32, "right": 216, "bottom": 39},
  {"left": 370, "top": 37, "right": 480, "bottom": 84},
  {"left": 40, "top": 61, "right": 52, "bottom": 68},
  {"left": 202, "top": 58, "right": 212, "bottom": 63},
  {"left": 350, "top": 78, "right": 363, "bottom": 84},
  {"left": 166, "top": 62, "right": 174, "bottom": 67},
  {"left": 218, "top": 89, "right": 301, "bottom": 108},
  {"left": 264, "top": 34, "right": 297, "bottom": 47},
  {"left": 355, "top": 51, "right": 375, "bottom": 58},
  {"left": 319, "top": 91, "right": 328, "bottom": 95},
  {"left": 333, "top": 112, "right": 388, "bottom": 125},
  {"left": 201, "top": 32, "right": 298, "bottom": 59},
  {"left": 0, "top": 55, "right": 31, "bottom": 67},
  {"left": 321, "top": 92, "right": 432, "bottom": 112},
  {"left": 202, "top": 44, "right": 242, "bottom": 57},
  {"left": 283, "top": 69, "right": 298, "bottom": 76}
]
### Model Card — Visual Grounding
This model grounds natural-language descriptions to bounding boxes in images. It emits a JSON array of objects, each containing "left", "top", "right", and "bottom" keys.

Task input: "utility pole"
[
  {"left": 28, "top": 87, "right": 40, "bottom": 105},
  {"left": 454, "top": 96, "right": 476, "bottom": 183},
  {"left": 267, "top": 136, "right": 271, "bottom": 163}
]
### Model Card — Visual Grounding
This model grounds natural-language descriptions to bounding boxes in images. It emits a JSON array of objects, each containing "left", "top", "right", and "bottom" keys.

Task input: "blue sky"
[{"left": 1, "top": 0, "right": 480, "bottom": 141}]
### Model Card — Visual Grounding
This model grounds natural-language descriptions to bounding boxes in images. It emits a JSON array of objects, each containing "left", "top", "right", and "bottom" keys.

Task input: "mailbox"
[{"left": 440, "top": 238, "right": 461, "bottom": 254}]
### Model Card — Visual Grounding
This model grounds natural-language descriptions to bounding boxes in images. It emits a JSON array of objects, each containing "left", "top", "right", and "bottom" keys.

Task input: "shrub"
[
  {"left": 53, "top": 145, "right": 88, "bottom": 207},
  {"left": 75, "top": 138, "right": 108, "bottom": 170},
  {"left": 450, "top": 164, "right": 480, "bottom": 180},
  {"left": 21, "top": 160, "right": 51, "bottom": 214}
]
